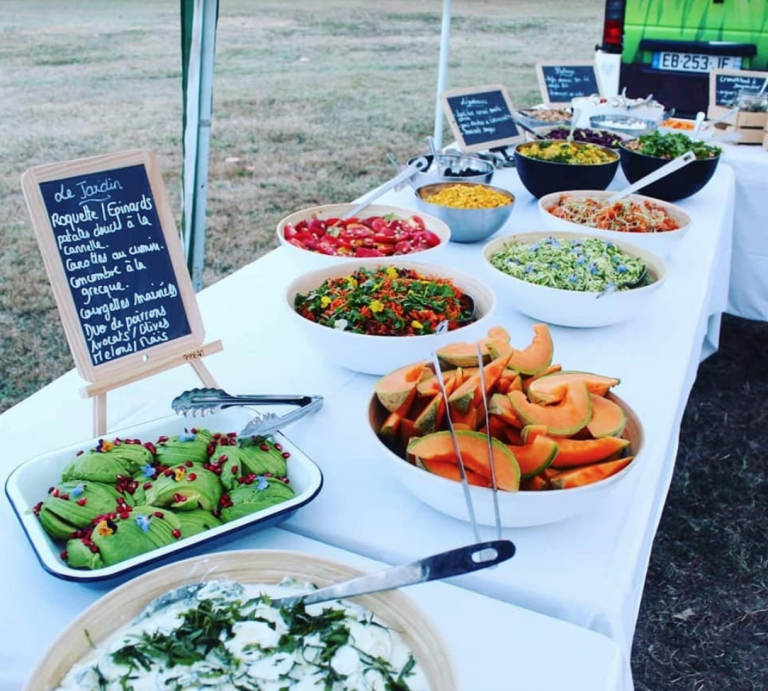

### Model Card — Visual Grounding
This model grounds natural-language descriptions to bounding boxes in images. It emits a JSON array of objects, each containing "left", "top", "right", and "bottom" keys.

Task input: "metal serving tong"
[
  {"left": 271, "top": 539, "right": 515, "bottom": 607},
  {"left": 171, "top": 387, "right": 323, "bottom": 438}
]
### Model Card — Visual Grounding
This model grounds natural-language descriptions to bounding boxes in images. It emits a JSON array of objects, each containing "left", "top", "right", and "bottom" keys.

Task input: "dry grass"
[{"left": 1, "top": 2, "right": 766, "bottom": 690}]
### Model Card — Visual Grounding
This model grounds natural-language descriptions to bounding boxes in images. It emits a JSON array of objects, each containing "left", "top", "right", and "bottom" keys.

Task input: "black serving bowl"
[
  {"left": 513, "top": 140, "right": 619, "bottom": 199},
  {"left": 618, "top": 143, "right": 721, "bottom": 202}
]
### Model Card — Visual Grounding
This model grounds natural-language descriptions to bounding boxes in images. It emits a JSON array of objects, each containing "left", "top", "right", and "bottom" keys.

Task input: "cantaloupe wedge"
[
  {"left": 520, "top": 474, "right": 550, "bottom": 491},
  {"left": 488, "top": 393, "right": 522, "bottom": 428},
  {"left": 436, "top": 341, "right": 489, "bottom": 368},
  {"left": 586, "top": 394, "right": 628, "bottom": 438},
  {"left": 521, "top": 364, "right": 562, "bottom": 392},
  {"left": 509, "top": 382, "right": 592, "bottom": 436},
  {"left": 407, "top": 430, "right": 520, "bottom": 491},
  {"left": 506, "top": 435, "right": 559, "bottom": 479},
  {"left": 541, "top": 435, "right": 630, "bottom": 468},
  {"left": 416, "top": 457, "right": 492, "bottom": 487},
  {"left": 378, "top": 389, "right": 417, "bottom": 438},
  {"left": 550, "top": 457, "right": 633, "bottom": 489},
  {"left": 527, "top": 371, "right": 620, "bottom": 405},
  {"left": 375, "top": 360, "right": 429, "bottom": 412},
  {"left": 488, "top": 324, "right": 554, "bottom": 375},
  {"left": 414, "top": 375, "right": 458, "bottom": 435},
  {"left": 416, "top": 370, "right": 455, "bottom": 398},
  {"left": 448, "top": 353, "right": 512, "bottom": 414}
]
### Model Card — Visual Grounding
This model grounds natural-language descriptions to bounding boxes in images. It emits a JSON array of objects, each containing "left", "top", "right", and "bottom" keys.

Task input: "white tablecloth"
[
  {"left": 0, "top": 163, "right": 735, "bottom": 691},
  {"left": 720, "top": 144, "right": 768, "bottom": 321},
  {"left": 0, "top": 528, "right": 624, "bottom": 691}
]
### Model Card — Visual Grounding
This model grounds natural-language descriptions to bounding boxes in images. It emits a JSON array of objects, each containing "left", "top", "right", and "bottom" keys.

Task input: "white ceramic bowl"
[
  {"left": 481, "top": 231, "right": 667, "bottom": 328},
  {"left": 277, "top": 203, "right": 451, "bottom": 270},
  {"left": 24, "top": 550, "right": 459, "bottom": 691},
  {"left": 367, "top": 393, "right": 643, "bottom": 528},
  {"left": 4, "top": 409, "right": 323, "bottom": 582},
  {"left": 285, "top": 258, "right": 497, "bottom": 375},
  {"left": 538, "top": 190, "right": 691, "bottom": 258}
]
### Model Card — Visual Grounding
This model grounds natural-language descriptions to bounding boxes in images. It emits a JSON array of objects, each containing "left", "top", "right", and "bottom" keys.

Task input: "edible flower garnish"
[
  {"left": 255, "top": 476, "right": 269, "bottom": 491},
  {"left": 71, "top": 483, "right": 85, "bottom": 497},
  {"left": 135, "top": 515, "right": 152, "bottom": 533},
  {"left": 178, "top": 431, "right": 196, "bottom": 442},
  {"left": 96, "top": 439, "right": 114, "bottom": 453},
  {"left": 294, "top": 266, "right": 474, "bottom": 336}
]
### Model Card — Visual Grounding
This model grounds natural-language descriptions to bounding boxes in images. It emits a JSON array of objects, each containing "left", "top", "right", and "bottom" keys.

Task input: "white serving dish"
[
  {"left": 24, "top": 549, "right": 459, "bottom": 691},
  {"left": 367, "top": 393, "right": 643, "bottom": 528},
  {"left": 481, "top": 231, "right": 667, "bottom": 328},
  {"left": 4, "top": 409, "right": 323, "bottom": 582},
  {"left": 538, "top": 189, "right": 691, "bottom": 258},
  {"left": 276, "top": 203, "right": 451, "bottom": 270},
  {"left": 285, "top": 258, "right": 497, "bottom": 375}
]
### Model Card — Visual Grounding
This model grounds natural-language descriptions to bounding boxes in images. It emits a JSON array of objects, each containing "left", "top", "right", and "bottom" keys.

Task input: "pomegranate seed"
[
  {"left": 90, "top": 546, "right": 99, "bottom": 554},
  {"left": 154, "top": 511, "right": 164, "bottom": 518},
  {"left": 231, "top": 465, "right": 238, "bottom": 474},
  {"left": 164, "top": 469, "right": 173, "bottom": 477},
  {"left": 274, "top": 443, "right": 282, "bottom": 451},
  {"left": 172, "top": 529, "right": 181, "bottom": 539},
  {"left": 188, "top": 473, "right": 197, "bottom": 481},
  {"left": 77, "top": 498, "right": 87, "bottom": 506},
  {"left": 185, "top": 460, "right": 193, "bottom": 467},
  {"left": 158, "top": 435, "right": 169, "bottom": 443},
  {"left": 281, "top": 452, "right": 291, "bottom": 459},
  {"left": 60, "top": 550, "right": 68, "bottom": 560},
  {"left": 143, "top": 482, "right": 152, "bottom": 490},
  {"left": 260, "top": 444, "right": 269, "bottom": 452}
]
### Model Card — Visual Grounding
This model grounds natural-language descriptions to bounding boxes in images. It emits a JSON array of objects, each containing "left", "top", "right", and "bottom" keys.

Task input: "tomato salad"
[{"left": 282, "top": 213, "right": 443, "bottom": 258}]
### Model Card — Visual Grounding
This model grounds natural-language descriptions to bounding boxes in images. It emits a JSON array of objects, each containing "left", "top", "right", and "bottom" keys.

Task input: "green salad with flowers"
[
  {"left": 624, "top": 131, "right": 721, "bottom": 160},
  {"left": 294, "top": 266, "right": 475, "bottom": 336},
  {"left": 489, "top": 236, "right": 649, "bottom": 292}
]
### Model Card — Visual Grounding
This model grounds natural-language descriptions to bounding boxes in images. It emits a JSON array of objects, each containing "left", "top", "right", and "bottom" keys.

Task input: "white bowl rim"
[
  {"left": 537, "top": 189, "right": 692, "bottom": 235},
  {"left": 481, "top": 229, "right": 668, "bottom": 295},
  {"left": 285, "top": 257, "right": 498, "bottom": 343}
]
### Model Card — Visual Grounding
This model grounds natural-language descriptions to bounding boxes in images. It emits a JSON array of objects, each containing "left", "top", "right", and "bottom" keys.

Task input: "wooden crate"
[{"left": 717, "top": 112, "right": 768, "bottom": 145}]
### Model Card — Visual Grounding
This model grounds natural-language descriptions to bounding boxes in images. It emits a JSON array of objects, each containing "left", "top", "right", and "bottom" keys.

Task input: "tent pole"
[
  {"left": 189, "top": 0, "right": 218, "bottom": 292},
  {"left": 433, "top": 0, "right": 452, "bottom": 151}
]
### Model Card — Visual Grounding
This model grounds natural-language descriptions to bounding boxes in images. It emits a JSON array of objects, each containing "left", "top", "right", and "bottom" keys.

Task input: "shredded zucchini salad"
[{"left": 489, "top": 236, "right": 648, "bottom": 292}]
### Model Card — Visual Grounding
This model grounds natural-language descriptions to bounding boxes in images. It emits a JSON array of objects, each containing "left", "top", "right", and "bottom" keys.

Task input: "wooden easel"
[{"left": 21, "top": 149, "right": 223, "bottom": 436}]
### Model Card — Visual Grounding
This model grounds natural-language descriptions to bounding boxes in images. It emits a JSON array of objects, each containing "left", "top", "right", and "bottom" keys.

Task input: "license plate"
[{"left": 652, "top": 52, "right": 743, "bottom": 73}]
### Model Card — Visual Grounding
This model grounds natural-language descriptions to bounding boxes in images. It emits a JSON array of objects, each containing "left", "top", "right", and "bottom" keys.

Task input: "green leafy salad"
[
  {"left": 625, "top": 131, "right": 721, "bottom": 161},
  {"left": 489, "top": 236, "right": 648, "bottom": 293}
]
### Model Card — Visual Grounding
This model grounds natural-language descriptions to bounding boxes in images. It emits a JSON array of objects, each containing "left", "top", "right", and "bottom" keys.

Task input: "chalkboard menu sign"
[
  {"left": 21, "top": 150, "right": 205, "bottom": 383},
  {"left": 535, "top": 62, "right": 602, "bottom": 106},
  {"left": 441, "top": 84, "right": 523, "bottom": 153},
  {"left": 708, "top": 69, "right": 768, "bottom": 119}
]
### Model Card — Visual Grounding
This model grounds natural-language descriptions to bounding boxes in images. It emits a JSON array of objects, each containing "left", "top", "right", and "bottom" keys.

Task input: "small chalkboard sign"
[
  {"left": 708, "top": 69, "right": 768, "bottom": 120},
  {"left": 440, "top": 84, "right": 523, "bottom": 153},
  {"left": 536, "top": 61, "right": 602, "bottom": 107},
  {"left": 21, "top": 150, "right": 208, "bottom": 385}
]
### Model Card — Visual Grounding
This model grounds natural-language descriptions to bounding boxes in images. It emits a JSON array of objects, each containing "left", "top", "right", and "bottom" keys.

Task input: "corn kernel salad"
[
  {"left": 424, "top": 184, "right": 512, "bottom": 209},
  {"left": 294, "top": 266, "right": 475, "bottom": 336},
  {"left": 489, "top": 236, "right": 648, "bottom": 292},
  {"left": 517, "top": 141, "right": 617, "bottom": 165}
]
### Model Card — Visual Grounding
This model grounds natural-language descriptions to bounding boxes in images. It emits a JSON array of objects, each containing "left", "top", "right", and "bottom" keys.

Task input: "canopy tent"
[{"left": 179, "top": 0, "right": 454, "bottom": 291}]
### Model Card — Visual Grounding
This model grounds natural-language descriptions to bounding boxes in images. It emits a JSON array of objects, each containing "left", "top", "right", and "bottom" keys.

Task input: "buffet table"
[
  {"left": 720, "top": 143, "right": 768, "bottom": 322},
  {"left": 0, "top": 163, "right": 734, "bottom": 690}
]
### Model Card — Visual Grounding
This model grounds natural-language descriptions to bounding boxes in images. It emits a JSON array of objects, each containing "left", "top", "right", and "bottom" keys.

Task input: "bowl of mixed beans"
[
  {"left": 413, "top": 181, "right": 515, "bottom": 243},
  {"left": 513, "top": 139, "right": 619, "bottom": 199}
]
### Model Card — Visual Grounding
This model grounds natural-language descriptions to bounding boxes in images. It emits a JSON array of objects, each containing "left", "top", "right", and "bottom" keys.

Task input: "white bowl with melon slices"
[{"left": 367, "top": 324, "right": 643, "bottom": 527}]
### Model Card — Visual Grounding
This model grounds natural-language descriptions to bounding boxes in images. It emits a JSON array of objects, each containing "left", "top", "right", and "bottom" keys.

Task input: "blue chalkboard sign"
[
  {"left": 536, "top": 62, "right": 602, "bottom": 106},
  {"left": 21, "top": 150, "right": 205, "bottom": 382},
  {"left": 441, "top": 84, "right": 523, "bottom": 153}
]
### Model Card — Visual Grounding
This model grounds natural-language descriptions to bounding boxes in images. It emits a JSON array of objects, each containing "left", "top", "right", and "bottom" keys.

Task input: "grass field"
[{"left": 1, "top": 2, "right": 766, "bottom": 689}]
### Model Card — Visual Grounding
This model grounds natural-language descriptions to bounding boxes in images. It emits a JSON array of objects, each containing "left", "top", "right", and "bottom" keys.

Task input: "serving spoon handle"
[{"left": 604, "top": 150, "right": 696, "bottom": 204}]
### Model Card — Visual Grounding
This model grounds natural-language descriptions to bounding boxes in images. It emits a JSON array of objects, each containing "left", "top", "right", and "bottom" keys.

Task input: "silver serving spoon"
[
  {"left": 596, "top": 265, "right": 648, "bottom": 299},
  {"left": 271, "top": 540, "right": 515, "bottom": 607}
]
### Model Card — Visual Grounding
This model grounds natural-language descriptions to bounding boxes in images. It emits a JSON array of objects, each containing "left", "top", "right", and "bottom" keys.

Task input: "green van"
[{"left": 600, "top": 0, "right": 768, "bottom": 116}]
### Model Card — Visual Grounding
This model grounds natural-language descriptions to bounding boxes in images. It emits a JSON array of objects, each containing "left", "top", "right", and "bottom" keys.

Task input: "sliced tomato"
[{"left": 355, "top": 247, "right": 384, "bottom": 257}]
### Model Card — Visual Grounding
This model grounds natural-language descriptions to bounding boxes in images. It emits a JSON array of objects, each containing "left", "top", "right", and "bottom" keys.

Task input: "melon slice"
[
  {"left": 407, "top": 430, "right": 520, "bottom": 491},
  {"left": 378, "top": 389, "right": 417, "bottom": 439},
  {"left": 486, "top": 325, "right": 511, "bottom": 344},
  {"left": 416, "top": 371, "right": 456, "bottom": 398},
  {"left": 488, "top": 324, "right": 554, "bottom": 375},
  {"left": 507, "top": 435, "right": 559, "bottom": 480},
  {"left": 488, "top": 393, "right": 522, "bottom": 428},
  {"left": 543, "top": 435, "right": 630, "bottom": 468},
  {"left": 375, "top": 361, "right": 429, "bottom": 412},
  {"left": 587, "top": 394, "right": 628, "bottom": 438},
  {"left": 550, "top": 457, "right": 633, "bottom": 489},
  {"left": 436, "top": 341, "right": 489, "bottom": 369},
  {"left": 527, "top": 371, "right": 620, "bottom": 405},
  {"left": 414, "top": 376, "right": 458, "bottom": 435},
  {"left": 448, "top": 353, "right": 512, "bottom": 414},
  {"left": 509, "top": 382, "right": 592, "bottom": 436},
  {"left": 416, "top": 458, "right": 492, "bottom": 487},
  {"left": 399, "top": 418, "right": 417, "bottom": 447},
  {"left": 521, "top": 364, "right": 562, "bottom": 392},
  {"left": 521, "top": 424, "right": 549, "bottom": 444}
]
